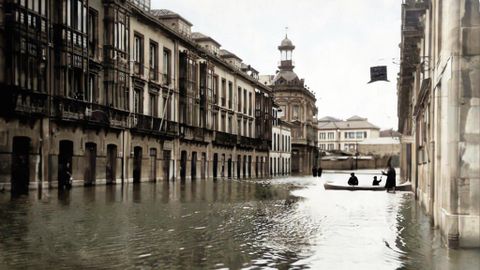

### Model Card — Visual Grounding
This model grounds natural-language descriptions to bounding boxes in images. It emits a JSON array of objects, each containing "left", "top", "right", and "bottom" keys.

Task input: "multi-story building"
[
  {"left": 261, "top": 36, "right": 318, "bottom": 175},
  {"left": 317, "top": 116, "right": 380, "bottom": 153},
  {"left": 397, "top": 0, "right": 479, "bottom": 247},
  {"left": 269, "top": 105, "right": 291, "bottom": 176},
  {"left": 0, "top": 0, "right": 273, "bottom": 194}
]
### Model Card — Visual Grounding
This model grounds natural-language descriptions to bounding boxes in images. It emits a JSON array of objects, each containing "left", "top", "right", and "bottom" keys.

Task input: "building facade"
[
  {"left": 269, "top": 106, "right": 291, "bottom": 176},
  {"left": 317, "top": 116, "right": 380, "bottom": 153},
  {"left": 397, "top": 0, "right": 480, "bottom": 247},
  {"left": 0, "top": 0, "right": 273, "bottom": 194},
  {"left": 261, "top": 36, "right": 318, "bottom": 175}
]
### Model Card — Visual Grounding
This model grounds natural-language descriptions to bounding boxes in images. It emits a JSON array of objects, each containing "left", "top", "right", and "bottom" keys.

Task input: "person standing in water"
[{"left": 382, "top": 164, "right": 396, "bottom": 192}]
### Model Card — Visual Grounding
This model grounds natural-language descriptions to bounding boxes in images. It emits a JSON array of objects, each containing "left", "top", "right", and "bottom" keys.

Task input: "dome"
[
  {"left": 273, "top": 70, "right": 299, "bottom": 83},
  {"left": 281, "top": 37, "right": 293, "bottom": 47},
  {"left": 278, "top": 35, "right": 295, "bottom": 50}
]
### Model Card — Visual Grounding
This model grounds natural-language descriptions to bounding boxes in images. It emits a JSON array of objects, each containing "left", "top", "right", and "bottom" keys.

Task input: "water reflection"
[{"left": 0, "top": 176, "right": 478, "bottom": 269}]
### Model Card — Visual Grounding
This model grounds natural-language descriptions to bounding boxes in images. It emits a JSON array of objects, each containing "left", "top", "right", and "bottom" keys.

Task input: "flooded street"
[{"left": 1, "top": 173, "right": 479, "bottom": 270}]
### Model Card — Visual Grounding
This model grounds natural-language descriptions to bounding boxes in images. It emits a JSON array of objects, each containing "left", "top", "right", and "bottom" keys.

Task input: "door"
[
  {"left": 133, "top": 146, "right": 142, "bottom": 183},
  {"left": 11, "top": 137, "right": 30, "bottom": 196},
  {"left": 213, "top": 153, "right": 218, "bottom": 179},
  {"left": 85, "top": 143, "right": 97, "bottom": 186},
  {"left": 106, "top": 144, "right": 117, "bottom": 185},
  {"left": 58, "top": 140, "right": 73, "bottom": 190},
  {"left": 201, "top": 153, "right": 206, "bottom": 179},
  {"left": 163, "top": 150, "right": 171, "bottom": 181},
  {"left": 150, "top": 148, "right": 157, "bottom": 182},
  {"left": 237, "top": 155, "right": 241, "bottom": 179},
  {"left": 180, "top": 151, "right": 187, "bottom": 181},
  {"left": 227, "top": 157, "right": 232, "bottom": 179},
  {"left": 191, "top": 152, "right": 197, "bottom": 180}
]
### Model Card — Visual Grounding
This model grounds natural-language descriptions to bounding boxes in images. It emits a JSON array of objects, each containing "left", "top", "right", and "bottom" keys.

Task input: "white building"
[
  {"left": 317, "top": 116, "right": 380, "bottom": 153},
  {"left": 270, "top": 107, "right": 291, "bottom": 176}
]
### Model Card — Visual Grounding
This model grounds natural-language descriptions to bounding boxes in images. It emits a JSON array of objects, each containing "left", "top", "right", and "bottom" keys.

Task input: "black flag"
[{"left": 368, "top": 66, "right": 389, "bottom": 83}]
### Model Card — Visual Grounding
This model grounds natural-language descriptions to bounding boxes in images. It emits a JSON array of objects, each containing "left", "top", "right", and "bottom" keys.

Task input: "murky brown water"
[{"left": 0, "top": 173, "right": 479, "bottom": 270}]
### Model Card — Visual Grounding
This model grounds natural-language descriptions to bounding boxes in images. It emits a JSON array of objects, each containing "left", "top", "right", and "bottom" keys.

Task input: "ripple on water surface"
[{"left": 0, "top": 174, "right": 479, "bottom": 269}]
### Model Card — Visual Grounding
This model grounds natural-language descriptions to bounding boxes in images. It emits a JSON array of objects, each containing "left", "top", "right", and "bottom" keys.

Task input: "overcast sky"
[{"left": 152, "top": 0, "right": 401, "bottom": 130}]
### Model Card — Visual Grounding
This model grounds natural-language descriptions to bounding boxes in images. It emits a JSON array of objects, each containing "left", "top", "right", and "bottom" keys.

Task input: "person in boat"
[
  {"left": 382, "top": 165, "right": 396, "bottom": 192},
  {"left": 372, "top": 176, "right": 382, "bottom": 186},
  {"left": 348, "top": 173, "right": 359, "bottom": 186}
]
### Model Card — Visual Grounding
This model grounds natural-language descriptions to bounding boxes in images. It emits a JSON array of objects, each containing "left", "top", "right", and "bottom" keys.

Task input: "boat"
[{"left": 323, "top": 181, "right": 412, "bottom": 191}]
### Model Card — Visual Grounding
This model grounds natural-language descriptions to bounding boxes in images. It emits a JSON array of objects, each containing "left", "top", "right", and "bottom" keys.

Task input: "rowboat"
[{"left": 323, "top": 181, "right": 412, "bottom": 191}]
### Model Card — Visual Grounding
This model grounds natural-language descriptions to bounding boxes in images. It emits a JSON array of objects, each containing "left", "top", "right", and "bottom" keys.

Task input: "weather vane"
[{"left": 285, "top": 26, "right": 288, "bottom": 38}]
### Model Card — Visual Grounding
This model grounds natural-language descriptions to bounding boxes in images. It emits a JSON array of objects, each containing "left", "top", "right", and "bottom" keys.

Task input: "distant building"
[
  {"left": 269, "top": 105, "right": 292, "bottom": 176},
  {"left": 317, "top": 116, "right": 380, "bottom": 153},
  {"left": 357, "top": 137, "right": 400, "bottom": 158},
  {"left": 262, "top": 36, "right": 319, "bottom": 175}
]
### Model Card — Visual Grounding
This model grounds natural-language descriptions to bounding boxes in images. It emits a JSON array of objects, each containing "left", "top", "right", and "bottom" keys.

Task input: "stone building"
[
  {"left": 269, "top": 105, "right": 292, "bottom": 176},
  {"left": 261, "top": 36, "right": 318, "bottom": 175},
  {"left": 397, "top": 0, "right": 479, "bottom": 247},
  {"left": 317, "top": 116, "right": 380, "bottom": 153},
  {"left": 0, "top": 0, "right": 273, "bottom": 195}
]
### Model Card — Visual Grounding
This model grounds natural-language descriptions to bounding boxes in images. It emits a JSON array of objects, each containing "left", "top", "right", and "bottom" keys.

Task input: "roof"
[
  {"left": 150, "top": 9, "right": 193, "bottom": 26},
  {"left": 317, "top": 116, "right": 380, "bottom": 130},
  {"left": 347, "top": 115, "right": 367, "bottom": 121},
  {"left": 380, "top": 129, "right": 402, "bottom": 138},
  {"left": 278, "top": 35, "right": 295, "bottom": 50},
  {"left": 273, "top": 70, "right": 299, "bottom": 83},
  {"left": 318, "top": 116, "right": 341, "bottom": 122},
  {"left": 358, "top": 137, "right": 400, "bottom": 145},
  {"left": 219, "top": 49, "right": 242, "bottom": 61},
  {"left": 191, "top": 32, "right": 221, "bottom": 47}
]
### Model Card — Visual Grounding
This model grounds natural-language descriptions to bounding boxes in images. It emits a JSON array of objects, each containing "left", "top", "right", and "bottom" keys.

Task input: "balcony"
[
  {"left": 179, "top": 125, "right": 205, "bottom": 142},
  {"left": 131, "top": 114, "right": 178, "bottom": 137},
  {"left": 53, "top": 97, "right": 88, "bottom": 121},
  {"left": 213, "top": 131, "right": 237, "bottom": 147},
  {"left": 238, "top": 136, "right": 258, "bottom": 149},
  {"left": 7, "top": 89, "right": 49, "bottom": 117}
]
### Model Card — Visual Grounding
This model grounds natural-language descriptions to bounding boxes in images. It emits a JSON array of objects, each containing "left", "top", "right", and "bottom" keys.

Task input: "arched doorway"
[
  {"left": 11, "top": 137, "right": 31, "bottom": 196},
  {"left": 106, "top": 144, "right": 117, "bottom": 185},
  {"left": 133, "top": 146, "right": 142, "bottom": 183},
  {"left": 84, "top": 143, "right": 97, "bottom": 186},
  {"left": 180, "top": 151, "right": 187, "bottom": 181},
  {"left": 213, "top": 153, "right": 218, "bottom": 179},
  {"left": 58, "top": 140, "right": 73, "bottom": 190}
]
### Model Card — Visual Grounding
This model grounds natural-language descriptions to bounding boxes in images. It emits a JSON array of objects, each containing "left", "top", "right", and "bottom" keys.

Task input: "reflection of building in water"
[
  {"left": 397, "top": 0, "right": 480, "bottom": 247},
  {"left": 0, "top": 0, "right": 274, "bottom": 195},
  {"left": 260, "top": 35, "right": 319, "bottom": 175}
]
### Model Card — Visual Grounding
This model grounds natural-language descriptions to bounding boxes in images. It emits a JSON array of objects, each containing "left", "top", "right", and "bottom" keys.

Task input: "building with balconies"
[
  {"left": 397, "top": 0, "right": 480, "bottom": 248},
  {"left": 0, "top": 0, "right": 273, "bottom": 195}
]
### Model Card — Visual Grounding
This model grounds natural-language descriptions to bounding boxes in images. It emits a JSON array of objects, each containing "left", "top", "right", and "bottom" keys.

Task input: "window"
[
  {"left": 327, "top": 144, "right": 334, "bottom": 150},
  {"left": 319, "top": 144, "right": 325, "bottom": 150},
  {"left": 221, "top": 78, "right": 226, "bottom": 106},
  {"left": 213, "top": 76, "right": 219, "bottom": 104},
  {"left": 221, "top": 114, "right": 226, "bottom": 132},
  {"left": 149, "top": 92, "right": 157, "bottom": 117},
  {"left": 328, "top": 132, "right": 334, "bottom": 140},
  {"left": 133, "top": 34, "right": 144, "bottom": 75},
  {"left": 228, "top": 115, "right": 232, "bottom": 133},
  {"left": 319, "top": 132, "right": 326, "bottom": 140},
  {"left": 356, "top": 132, "right": 364, "bottom": 139},
  {"left": 237, "top": 87, "right": 242, "bottom": 112},
  {"left": 248, "top": 92, "right": 252, "bottom": 116},
  {"left": 134, "top": 88, "right": 143, "bottom": 114},
  {"left": 345, "top": 132, "right": 356, "bottom": 139},
  {"left": 228, "top": 81, "right": 233, "bottom": 109},
  {"left": 243, "top": 89, "right": 247, "bottom": 114},
  {"left": 293, "top": 105, "right": 300, "bottom": 119},
  {"left": 163, "top": 49, "right": 171, "bottom": 85},
  {"left": 248, "top": 121, "right": 253, "bottom": 137},
  {"left": 237, "top": 118, "right": 241, "bottom": 135},
  {"left": 212, "top": 112, "right": 217, "bottom": 131},
  {"left": 88, "top": 8, "right": 98, "bottom": 58},
  {"left": 87, "top": 74, "right": 97, "bottom": 103},
  {"left": 149, "top": 41, "right": 158, "bottom": 81}
]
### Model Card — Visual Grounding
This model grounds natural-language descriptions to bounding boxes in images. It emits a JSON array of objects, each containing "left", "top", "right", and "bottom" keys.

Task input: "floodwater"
[{"left": 0, "top": 172, "right": 479, "bottom": 270}]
